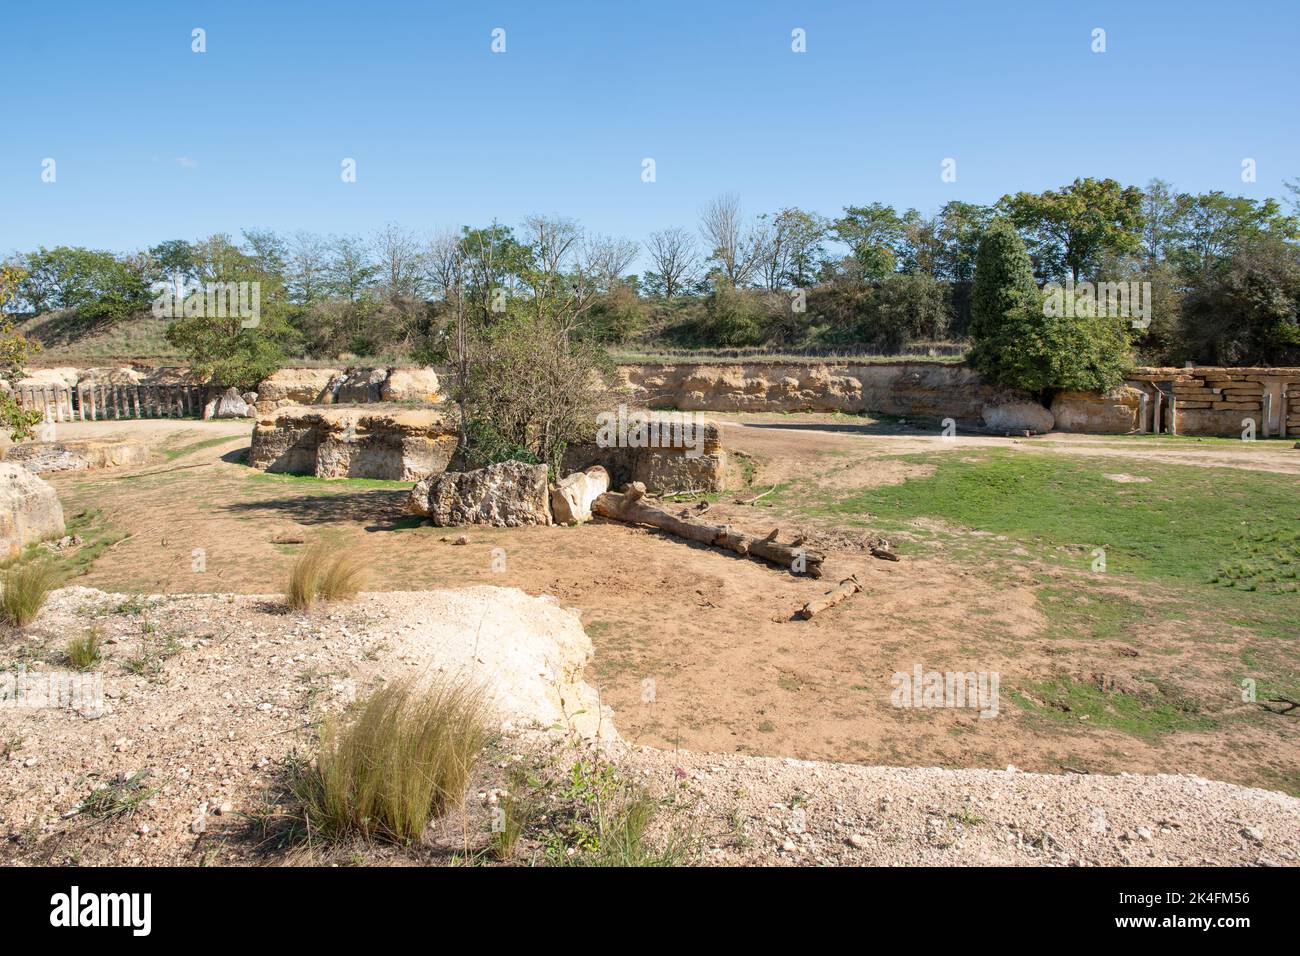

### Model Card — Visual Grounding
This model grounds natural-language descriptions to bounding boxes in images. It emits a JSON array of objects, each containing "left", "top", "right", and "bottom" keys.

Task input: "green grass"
[
  {"left": 65, "top": 627, "right": 104, "bottom": 670},
  {"left": 1, "top": 561, "right": 63, "bottom": 626},
  {"left": 801, "top": 448, "right": 1298, "bottom": 585},
  {"left": 1012, "top": 675, "right": 1218, "bottom": 737}
]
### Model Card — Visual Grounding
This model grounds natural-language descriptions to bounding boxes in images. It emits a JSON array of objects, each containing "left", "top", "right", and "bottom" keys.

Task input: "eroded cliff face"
[{"left": 616, "top": 362, "right": 1017, "bottom": 424}]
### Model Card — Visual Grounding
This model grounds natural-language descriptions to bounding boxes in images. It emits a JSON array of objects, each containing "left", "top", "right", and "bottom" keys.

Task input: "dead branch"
[{"left": 797, "top": 575, "right": 860, "bottom": 620}]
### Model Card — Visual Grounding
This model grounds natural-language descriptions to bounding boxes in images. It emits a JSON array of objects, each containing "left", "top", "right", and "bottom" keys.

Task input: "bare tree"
[
  {"left": 700, "top": 193, "right": 762, "bottom": 286},
  {"left": 644, "top": 227, "right": 699, "bottom": 299},
  {"left": 372, "top": 223, "right": 426, "bottom": 301},
  {"left": 286, "top": 231, "right": 328, "bottom": 305},
  {"left": 427, "top": 230, "right": 470, "bottom": 446}
]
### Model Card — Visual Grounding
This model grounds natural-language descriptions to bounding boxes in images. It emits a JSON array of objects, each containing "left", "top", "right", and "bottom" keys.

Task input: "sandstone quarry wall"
[{"left": 616, "top": 362, "right": 1300, "bottom": 438}]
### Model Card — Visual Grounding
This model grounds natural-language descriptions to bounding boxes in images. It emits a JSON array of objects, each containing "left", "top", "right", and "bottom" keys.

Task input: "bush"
[
  {"left": 285, "top": 545, "right": 366, "bottom": 610},
  {"left": 292, "top": 677, "right": 489, "bottom": 844},
  {"left": 1, "top": 561, "right": 62, "bottom": 627},
  {"left": 968, "top": 218, "right": 1129, "bottom": 395}
]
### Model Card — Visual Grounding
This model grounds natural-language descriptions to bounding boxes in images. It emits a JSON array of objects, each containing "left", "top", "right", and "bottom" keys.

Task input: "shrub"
[
  {"left": 292, "top": 677, "right": 489, "bottom": 844},
  {"left": 285, "top": 544, "right": 366, "bottom": 609},
  {"left": 1, "top": 561, "right": 62, "bottom": 627},
  {"left": 968, "top": 218, "right": 1129, "bottom": 396},
  {"left": 65, "top": 627, "right": 104, "bottom": 670}
]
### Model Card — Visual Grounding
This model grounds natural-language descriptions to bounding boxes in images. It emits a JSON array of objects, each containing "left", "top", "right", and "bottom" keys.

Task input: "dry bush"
[
  {"left": 292, "top": 677, "right": 490, "bottom": 844},
  {"left": 285, "top": 544, "right": 366, "bottom": 609},
  {"left": 1, "top": 561, "right": 62, "bottom": 627}
]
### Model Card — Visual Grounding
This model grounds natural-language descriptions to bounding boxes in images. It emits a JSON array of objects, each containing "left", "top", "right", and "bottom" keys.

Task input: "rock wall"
[
  {"left": 249, "top": 405, "right": 457, "bottom": 480},
  {"left": 617, "top": 362, "right": 1300, "bottom": 438},
  {"left": 617, "top": 362, "right": 1020, "bottom": 424}
]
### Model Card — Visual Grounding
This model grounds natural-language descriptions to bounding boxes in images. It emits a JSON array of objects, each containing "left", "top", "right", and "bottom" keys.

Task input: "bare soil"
[{"left": 21, "top": 413, "right": 1298, "bottom": 803}]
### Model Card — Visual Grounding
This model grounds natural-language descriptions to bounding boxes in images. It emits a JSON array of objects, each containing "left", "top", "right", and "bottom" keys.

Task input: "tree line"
[{"left": 5, "top": 176, "right": 1300, "bottom": 379}]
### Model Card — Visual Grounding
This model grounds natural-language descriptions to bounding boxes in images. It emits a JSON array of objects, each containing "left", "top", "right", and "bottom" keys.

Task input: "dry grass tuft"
[
  {"left": 292, "top": 676, "right": 490, "bottom": 844},
  {"left": 66, "top": 627, "right": 104, "bottom": 671},
  {"left": 285, "top": 544, "right": 366, "bottom": 609},
  {"left": 1, "top": 561, "right": 62, "bottom": 627}
]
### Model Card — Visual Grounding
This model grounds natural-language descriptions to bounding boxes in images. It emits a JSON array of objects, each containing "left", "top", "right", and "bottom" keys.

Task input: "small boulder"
[
  {"left": 0, "top": 462, "right": 66, "bottom": 561},
  {"left": 551, "top": 465, "right": 610, "bottom": 525},
  {"left": 981, "top": 400, "right": 1054, "bottom": 435},
  {"left": 203, "top": 387, "right": 250, "bottom": 420},
  {"left": 409, "top": 460, "right": 551, "bottom": 527}
]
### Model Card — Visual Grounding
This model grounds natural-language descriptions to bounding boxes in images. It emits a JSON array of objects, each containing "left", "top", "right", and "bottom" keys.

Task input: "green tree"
[
  {"left": 164, "top": 234, "right": 290, "bottom": 387},
  {"left": 999, "top": 178, "right": 1144, "bottom": 282},
  {"left": 0, "top": 266, "right": 43, "bottom": 439},
  {"left": 968, "top": 219, "right": 1129, "bottom": 395},
  {"left": 832, "top": 203, "right": 906, "bottom": 280}
]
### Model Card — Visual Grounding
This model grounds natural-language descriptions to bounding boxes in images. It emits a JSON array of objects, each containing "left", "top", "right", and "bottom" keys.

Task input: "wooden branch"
[
  {"left": 594, "top": 483, "right": 824, "bottom": 578},
  {"left": 736, "top": 485, "right": 777, "bottom": 505},
  {"left": 797, "top": 575, "right": 860, "bottom": 620}
]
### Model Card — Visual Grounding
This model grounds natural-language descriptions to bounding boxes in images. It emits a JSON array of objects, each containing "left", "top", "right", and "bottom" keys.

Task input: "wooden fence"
[{"left": 13, "top": 384, "right": 206, "bottom": 421}]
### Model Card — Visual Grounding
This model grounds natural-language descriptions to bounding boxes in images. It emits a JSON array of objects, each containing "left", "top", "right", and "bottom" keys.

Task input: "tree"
[
  {"left": 644, "top": 227, "right": 699, "bottom": 299},
  {"left": 0, "top": 265, "right": 42, "bottom": 440},
  {"left": 17, "top": 246, "right": 150, "bottom": 322},
  {"left": 999, "top": 177, "right": 1144, "bottom": 282},
  {"left": 968, "top": 219, "right": 1129, "bottom": 395},
  {"left": 700, "top": 194, "right": 763, "bottom": 286},
  {"left": 832, "top": 203, "right": 907, "bottom": 280},
  {"left": 1178, "top": 233, "right": 1300, "bottom": 366},
  {"left": 164, "top": 234, "right": 290, "bottom": 387}
]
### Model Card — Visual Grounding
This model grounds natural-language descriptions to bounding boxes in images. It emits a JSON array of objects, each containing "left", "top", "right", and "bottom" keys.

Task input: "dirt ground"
[{"left": 30, "top": 413, "right": 1300, "bottom": 796}]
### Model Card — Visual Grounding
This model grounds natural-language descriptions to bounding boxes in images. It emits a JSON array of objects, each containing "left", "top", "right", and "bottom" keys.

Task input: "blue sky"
[{"left": 3, "top": 0, "right": 1298, "bottom": 265}]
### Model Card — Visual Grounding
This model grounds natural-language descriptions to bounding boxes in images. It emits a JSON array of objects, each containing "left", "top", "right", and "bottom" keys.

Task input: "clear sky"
[{"left": 3, "top": 0, "right": 1298, "bottom": 263}]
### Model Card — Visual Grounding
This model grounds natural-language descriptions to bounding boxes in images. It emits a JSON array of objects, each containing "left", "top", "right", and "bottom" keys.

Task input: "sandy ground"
[{"left": 12, "top": 414, "right": 1300, "bottom": 802}]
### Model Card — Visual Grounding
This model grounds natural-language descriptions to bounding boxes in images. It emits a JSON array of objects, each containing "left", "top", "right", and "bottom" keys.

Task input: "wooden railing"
[{"left": 13, "top": 384, "right": 206, "bottom": 421}]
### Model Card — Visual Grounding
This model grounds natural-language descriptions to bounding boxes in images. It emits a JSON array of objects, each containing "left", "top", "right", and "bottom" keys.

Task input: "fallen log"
[
  {"left": 797, "top": 575, "right": 860, "bottom": 620},
  {"left": 593, "top": 482, "right": 824, "bottom": 578}
]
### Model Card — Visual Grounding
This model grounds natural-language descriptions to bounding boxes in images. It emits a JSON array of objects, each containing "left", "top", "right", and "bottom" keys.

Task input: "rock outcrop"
[
  {"left": 249, "top": 405, "right": 457, "bottom": 480},
  {"left": 1, "top": 439, "right": 149, "bottom": 474},
  {"left": 1050, "top": 387, "right": 1144, "bottom": 434},
  {"left": 409, "top": 460, "right": 552, "bottom": 526},
  {"left": 562, "top": 411, "right": 728, "bottom": 494},
  {"left": 981, "top": 400, "right": 1054, "bottom": 435},
  {"left": 381, "top": 368, "right": 440, "bottom": 403},
  {"left": 253, "top": 368, "right": 341, "bottom": 412},
  {"left": 551, "top": 465, "right": 610, "bottom": 525},
  {"left": 0, "top": 463, "right": 66, "bottom": 560}
]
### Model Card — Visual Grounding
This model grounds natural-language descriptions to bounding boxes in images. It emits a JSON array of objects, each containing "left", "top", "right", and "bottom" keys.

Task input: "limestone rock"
[
  {"left": 1, "top": 439, "right": 149, "bottom": 474},
  {"left": 0, "top": 462, "right": 65, "bottom": 561},
  {"left": 562, "top": 412, "right": 727, "bottom": 494},
  {"left": 1051, "top": 387, "right": 1144, "bottom": 434},
  {"left": 203, "top": 387, "right": 250, "bottom": 420},
  {"left": 249, "top": 404, "right": 456, "bottom": 480},
  {"left": 381, "top": 368, "right": 440, "bottom": 403},
  {"left": 329, "top": 367, "right": 388, "bottom": 404},
  {"left": 253, "top": 368, "right": 341, "bottom": 412},
  {"left": 15, "top": 367, "right": 81, "bottom": 390},
  {"left": 981, "top": 400, "right": 1054, "bottom": 434},
  {"left": 409, "top": 460, "right": 551, "bottom": 527},
  {"left": 551, "top": 465, "right": 610, "bottom": 525}
]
